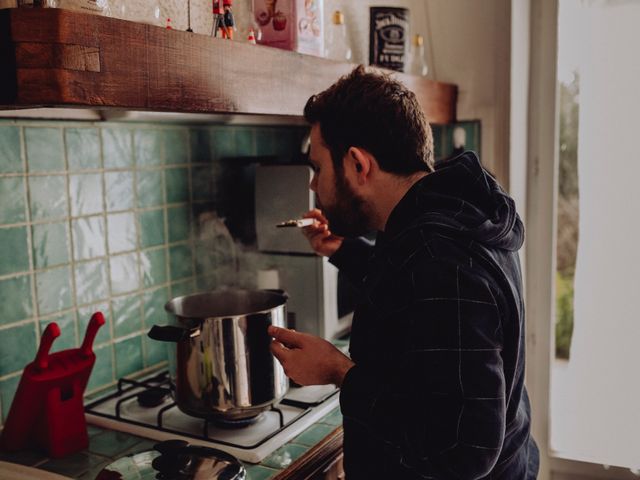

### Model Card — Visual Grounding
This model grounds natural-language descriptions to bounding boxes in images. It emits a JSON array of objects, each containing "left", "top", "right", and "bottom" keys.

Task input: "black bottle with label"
[{"left": 369, "top": 7, "right": 409, "bottom": 72}]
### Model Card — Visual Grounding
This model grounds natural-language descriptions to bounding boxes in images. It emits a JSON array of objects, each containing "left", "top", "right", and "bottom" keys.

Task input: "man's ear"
[{"left": 346, "top": 147, "right": 372, "bottom": 185}]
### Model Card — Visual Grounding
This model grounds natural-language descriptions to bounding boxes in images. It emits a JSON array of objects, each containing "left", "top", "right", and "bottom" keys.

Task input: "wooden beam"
[{"left": 0, "top": 8, "right": 457, "bottom": 123}]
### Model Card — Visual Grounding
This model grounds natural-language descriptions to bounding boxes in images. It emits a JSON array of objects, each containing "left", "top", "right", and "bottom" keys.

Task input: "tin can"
[{"left": 369, "top": 6, "right": 409, "bottom": 72}]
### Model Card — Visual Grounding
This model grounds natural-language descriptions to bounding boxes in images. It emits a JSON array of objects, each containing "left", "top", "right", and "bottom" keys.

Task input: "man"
[{"left": 268, "top": 65, "right": 539, "bottom": 479}]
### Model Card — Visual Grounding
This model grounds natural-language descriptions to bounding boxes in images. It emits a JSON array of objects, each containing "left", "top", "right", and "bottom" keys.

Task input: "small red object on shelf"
[
  {"left": 166, "top": 17, "right": 172, "bottom": 29},
  {"left": 0, "top": 312, "right": 105, "bottom": 458},
  {"left": 247, "top": 28, "right": 257, "bottom": 44}
]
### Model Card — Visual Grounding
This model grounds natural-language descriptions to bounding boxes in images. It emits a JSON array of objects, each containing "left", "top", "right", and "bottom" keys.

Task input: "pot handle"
[{"left": 148, "top": 325, "right": 194, "bottom": 342}]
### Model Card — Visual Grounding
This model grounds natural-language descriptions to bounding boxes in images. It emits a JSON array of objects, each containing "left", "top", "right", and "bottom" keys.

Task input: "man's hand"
[
  {"left": 301, "top": 209, "right": 344, "bottom": 257},
  {"left": 268, "top": 325, "right": 354, "bottom": 387}
]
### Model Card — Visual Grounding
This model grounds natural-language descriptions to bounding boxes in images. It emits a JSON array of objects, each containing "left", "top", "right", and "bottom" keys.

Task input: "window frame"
[{"left": 524, "top": 1, "right": 639, "bottom": 479}]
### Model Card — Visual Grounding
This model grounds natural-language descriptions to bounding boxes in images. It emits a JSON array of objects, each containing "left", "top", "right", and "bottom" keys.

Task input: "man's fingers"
[
  {"left": 303, "top": 208, "right": 329, "bottom": 224},
  {"left": 268, "top": 325, "right": 305, "bottom": 348},
  {"left": 270, "top": 340, "right": 290, "bottom": 364}
]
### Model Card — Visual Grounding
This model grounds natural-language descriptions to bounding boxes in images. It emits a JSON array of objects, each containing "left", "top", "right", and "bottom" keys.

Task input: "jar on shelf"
[
  {"left": 407, "top": 33, "right": 429, "bottom": 76},
  {"left": 324, "top": 10, "right": 352, "bottom": 62}
]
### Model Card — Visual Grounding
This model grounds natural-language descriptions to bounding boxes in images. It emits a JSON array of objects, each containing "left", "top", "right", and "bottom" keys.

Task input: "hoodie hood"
[{"left": 384, "top": 151, "right": 524, "bottom": 251}]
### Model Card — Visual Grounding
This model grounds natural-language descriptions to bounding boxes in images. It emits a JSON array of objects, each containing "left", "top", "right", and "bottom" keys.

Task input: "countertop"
[
  {"left": 0, "top": 406, "right": 343, "bottom": 479},
  {"left": 0, "top": 336, "right": 351, "bottom": 479}
]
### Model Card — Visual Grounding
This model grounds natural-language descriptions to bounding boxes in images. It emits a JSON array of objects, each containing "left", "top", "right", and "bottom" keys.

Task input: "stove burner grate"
[
  {"left": 84, "top": 371, "right": 336, "bottom": 452},
  {"left": 209, "top": 413, "right": 264, "bottom": 429}
]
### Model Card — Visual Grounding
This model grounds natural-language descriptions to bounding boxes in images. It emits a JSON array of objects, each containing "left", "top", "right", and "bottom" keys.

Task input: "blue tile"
[
  {"left": 103, "top": 128, "right": 133, "bottom": 169},
  {"left": 245, "top": 464, "right": 281, "bottom": 480},
  {"left": 167, "top": 205, "right": 190, "bottom": 242},
  {"left": 170, "top": 278, "right": 195, "bottom": 298},
  {"left": 70, "top": 173, "right": 103, "bottom": 216},
  {"left": 88, "top": 430, "right": 144, "bottom": 457},
  {"left": 211, "top": 126, "right": 236, "bottom": 159},
  {"left": 143, "top": 286, "right": 169, "bottom": 329},
  {"left": 169, "top": 245, "right": 193, "bottom": 280},
  {"left": 190, "top": 128, "right": 212, "bottom": 163},
  {"left": 65, "top": 128, "right": 101, "bottom": 170},
  {"left": 139, "top": 209, "right": 165, "bottom": 248},
  {"left": 291, "top": 423, "right": 334, "bottom": 447},
  {"left": 0, "top": 275, "right": 33, "bottom": 325},
  {"left": 134, "top": 129, "right": 162, "bottom": 166},
  {"left": 262, "top": 444, "right": 307, "bottom": 470},
  {"left": 141, "top": 248, "right": 167, "bottom": 288},
  {"left": 39, "top": 451, "right": 105, "bottom": 478},
  {"left": 36, "top": 265, "right": 73, "bottom": 315},
  {"left": 28, "top": 175, "right": 68, "bottom": 221},
  {"left": 110, "top": 252, "right": 140, "bottom": 295},
  {"left": 0, "top": 176, "right": 26, "bottom": 225},
  {"left": 32, "top": 221, "right": 70, "bottom": 269},
  {"left": 105, "top": 170, "right": 134, "bottom": 212},
  {"left": 78, "top": 303, "right": 111, "bottom": 346},
  {"left": 0, "top": 126, "right": 22, "bottom": 173},
  {"left": 255, "top": 127, "right": 277, "bottom": 156},
  {"left": 165, "top": 167, "right": 189, "bottom": 204},
  {"left": 144, "top": 335, "right": 167, "bottom": 367},
  {"left": 39, "top": 311, "right": 77, "bottom": 352},
  {"left": 318, "top": 407, "right": 342, "bottom": 427},
  {"left": 72, "top": 216, "right": 106, "bottom": 260},
  {"left": 75, "top": 259, "right": 109, "bottom": 305},
  {"left": 164, "top": 129, "right": 188, "bottom": 165},
  {"left": 137, "top": 170, "right": 164, "bottom": 208},
  {"left": 191, "top": 166, "right": 213, "bottom": 201},
  {"left": 0, "top": 374, "right": 21, "bottom": 423},
  {"left": 0, "top": 322, "right": 37, "bottom": 376},
  {"left": 87, "top": 344, "right": 114, "bottom": 391},
  {"left": 107, "top": 212, "right": 137, "bottom": 254},
  {"left": 25, "top": 127, "right": 64, "bottom": 172},
  {"left": 114, "top": 335, "right": 143, "bottom": 378},
  {"left": 112, "top": 293, "right": 142, "bottom": 338},
  {"left": 0, "top": 226, "right": 30, "bottom": 275}
]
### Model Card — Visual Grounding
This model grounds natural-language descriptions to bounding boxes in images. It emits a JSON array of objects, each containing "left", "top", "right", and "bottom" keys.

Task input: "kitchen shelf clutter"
[{"left": 0, "top": 8, "right": 457, "bottom": 123}]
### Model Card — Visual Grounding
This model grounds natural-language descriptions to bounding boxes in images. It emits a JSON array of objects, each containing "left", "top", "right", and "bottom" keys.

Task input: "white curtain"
[{"left": 551, "top": 0, "right": 640, "bottom": 469}]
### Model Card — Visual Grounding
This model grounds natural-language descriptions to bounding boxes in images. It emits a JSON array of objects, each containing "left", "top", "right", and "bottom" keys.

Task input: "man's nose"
[{"left": 309, "top": 175, "right": 317, "bottom": 192}]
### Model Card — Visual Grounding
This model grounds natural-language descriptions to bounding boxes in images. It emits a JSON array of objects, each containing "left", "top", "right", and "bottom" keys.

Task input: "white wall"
[{"left": 324, "top": 0, "right": 512, "bottom": 187}]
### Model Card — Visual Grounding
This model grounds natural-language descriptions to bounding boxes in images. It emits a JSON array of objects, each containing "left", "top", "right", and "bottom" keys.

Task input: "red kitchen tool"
[{"left": 0, "top": 312, "right": 105, "bottom": 458}]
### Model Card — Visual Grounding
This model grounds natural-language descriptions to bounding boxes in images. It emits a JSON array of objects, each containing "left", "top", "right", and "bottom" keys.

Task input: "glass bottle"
[
  {"left": 408, "top": 34, "right": 429, "bottom": 76},
  {"left": 324, "top": 10, "right": 352, "bottom": 62}
]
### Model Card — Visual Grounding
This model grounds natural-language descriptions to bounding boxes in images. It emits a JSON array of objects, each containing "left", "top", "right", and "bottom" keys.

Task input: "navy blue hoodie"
[{"left": 330, "top": 152, "right": 539, "bottom": 479}]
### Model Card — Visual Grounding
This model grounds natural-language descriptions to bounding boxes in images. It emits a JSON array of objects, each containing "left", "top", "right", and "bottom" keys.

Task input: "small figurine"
[
  {"left": 212, "top": 0, "right": 235, "bottom": 39},
  {"left": 247, "top": 28, "right": 257, "bottom": 44}
]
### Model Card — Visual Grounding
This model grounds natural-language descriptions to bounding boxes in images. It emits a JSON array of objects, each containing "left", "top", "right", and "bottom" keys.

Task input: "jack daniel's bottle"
[{"left": 369, "top": 7, "right": 409, "bottom": 72}]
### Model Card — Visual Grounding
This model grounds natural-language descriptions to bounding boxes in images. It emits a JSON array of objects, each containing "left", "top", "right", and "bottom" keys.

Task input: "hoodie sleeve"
[
  {"left": 328, "top": 236, "right": 374, "bottom": 288},
  {"left": 340, "top": 259, "right": 506, "bottom": 479}
]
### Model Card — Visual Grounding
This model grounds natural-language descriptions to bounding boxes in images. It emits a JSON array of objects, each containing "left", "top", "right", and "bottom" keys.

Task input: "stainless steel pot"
[{"left": 148, "top": 289, "right": 289, "bottom": 420}]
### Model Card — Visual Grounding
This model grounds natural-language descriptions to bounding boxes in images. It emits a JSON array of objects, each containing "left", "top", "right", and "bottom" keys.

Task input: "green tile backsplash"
[
  {"left": 66, "top": 128, "right": 101, "bottom": 171},
  {"left": 0, "top": 126, "right": 22, "bottom": 174},
  {"left": 0, "top": 118, "right": 304, "bottom": 427},
  {"left": 0, "top": 176, "right": 26, "bottom": 224}
]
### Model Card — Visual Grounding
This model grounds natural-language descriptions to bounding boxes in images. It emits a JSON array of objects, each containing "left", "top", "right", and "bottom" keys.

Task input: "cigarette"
[{"left": 276, "top": 218, "right": 315, "bottom": 228}]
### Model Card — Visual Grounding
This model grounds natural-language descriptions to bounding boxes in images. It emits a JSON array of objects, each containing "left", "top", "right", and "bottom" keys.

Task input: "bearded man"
[{"left": 268, "top": 65, "right": 539, "bottom": 480}]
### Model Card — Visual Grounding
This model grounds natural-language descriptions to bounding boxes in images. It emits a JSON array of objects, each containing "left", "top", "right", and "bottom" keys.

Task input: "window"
[{"left": 550, "top": 0, "right": 640, "bottom": 470}]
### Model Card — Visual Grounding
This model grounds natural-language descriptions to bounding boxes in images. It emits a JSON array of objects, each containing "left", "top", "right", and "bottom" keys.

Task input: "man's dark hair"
[{"left": 303, "top": 65, "right": 434, "bottom": 175}]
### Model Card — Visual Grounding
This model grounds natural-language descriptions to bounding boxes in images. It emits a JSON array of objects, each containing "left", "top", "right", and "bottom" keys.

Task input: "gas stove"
[{"left": 84, "top": 370, "right": 340, "bottom": 464}]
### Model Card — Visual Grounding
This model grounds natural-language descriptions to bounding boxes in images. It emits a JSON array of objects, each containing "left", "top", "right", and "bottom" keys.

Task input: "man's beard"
[{"left": 318, "top": 175, "right": 372, "bottom": 237}]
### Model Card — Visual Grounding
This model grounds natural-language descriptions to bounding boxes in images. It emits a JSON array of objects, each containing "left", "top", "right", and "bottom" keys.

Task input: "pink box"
[{"left": 253, "top": 0, "right": 324, "bottom": 56}]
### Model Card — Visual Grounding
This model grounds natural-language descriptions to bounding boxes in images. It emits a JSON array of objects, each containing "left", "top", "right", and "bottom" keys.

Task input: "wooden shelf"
[{"left": 0, "top": 8, "right": 457, "bottom": 124}]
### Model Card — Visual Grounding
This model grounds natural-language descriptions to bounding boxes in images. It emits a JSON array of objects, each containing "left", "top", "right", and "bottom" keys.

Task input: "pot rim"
[{"left": 164, "top": 288, "right": 287, "bottom": 319}]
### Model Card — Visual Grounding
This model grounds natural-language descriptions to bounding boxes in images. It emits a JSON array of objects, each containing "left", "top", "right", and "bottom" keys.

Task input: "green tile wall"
[{"left": 0, "top": 119, "right": 304, "bottom": 427}]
